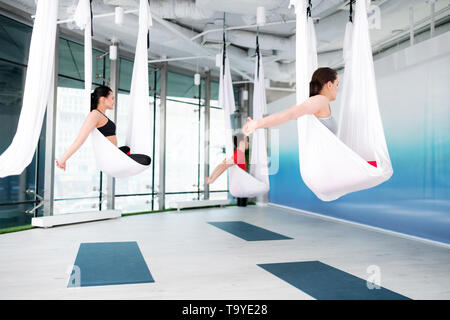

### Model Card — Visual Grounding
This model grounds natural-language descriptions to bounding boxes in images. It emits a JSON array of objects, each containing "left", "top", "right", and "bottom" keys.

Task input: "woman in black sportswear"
[{"left": 56, "top": 85, "right": 151, "bottom": 171}]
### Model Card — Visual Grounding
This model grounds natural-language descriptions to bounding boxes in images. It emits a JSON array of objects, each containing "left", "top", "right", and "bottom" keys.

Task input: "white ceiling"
[{"left": 1, "top": 0, "right": 449, "bottom": 84}]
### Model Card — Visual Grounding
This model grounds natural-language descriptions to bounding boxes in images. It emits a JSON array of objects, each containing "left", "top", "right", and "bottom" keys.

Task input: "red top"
[
  {"left": 367, "top": 161, "right": 377, "bottom": 168},
  {"left": 234, "top": 149, "right": 247, "bottom": 171}
]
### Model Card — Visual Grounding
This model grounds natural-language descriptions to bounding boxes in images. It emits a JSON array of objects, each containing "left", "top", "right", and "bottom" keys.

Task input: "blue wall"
[{"left": 267, "top": 31, "right": 450, "bottom": 245}]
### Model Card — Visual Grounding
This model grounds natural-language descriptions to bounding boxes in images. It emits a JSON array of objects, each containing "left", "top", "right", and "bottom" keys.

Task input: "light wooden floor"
[{"left": 0, "top": 204, "right": 449, "bottom": 300}]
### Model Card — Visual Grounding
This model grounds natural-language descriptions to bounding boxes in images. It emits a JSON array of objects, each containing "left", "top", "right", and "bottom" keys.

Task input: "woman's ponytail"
[
  {"left": 90, "top": 92, "right": 96, "bottom": 111},
  {"left": 309, "top": 80, "right": 321, "bottom": 97}
]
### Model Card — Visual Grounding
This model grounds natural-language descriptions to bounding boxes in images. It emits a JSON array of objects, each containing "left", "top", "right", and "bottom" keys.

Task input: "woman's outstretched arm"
[
  {"left": 56, "top": 112, "right": 99, "bottom": 170},
  {"left": 243, "top": 95, "right": 328, "bottom": 135}
]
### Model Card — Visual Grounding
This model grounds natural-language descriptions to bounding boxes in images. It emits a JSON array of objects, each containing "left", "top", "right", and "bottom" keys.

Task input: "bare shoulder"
[
  {"left": 89, "top": 109, "right": 100, "bottom": 117},
  {"left": 302, "top": 95, "right": 329, "bottom": 114},
  {"left": 309, "top": 94, "right": 329, "bottom": 106},
  {"left": 86, "top": 110, "right": 102, "bottom": 125},
  {"left": 88, "top": 110, "right": 103, "bottom": 120}
]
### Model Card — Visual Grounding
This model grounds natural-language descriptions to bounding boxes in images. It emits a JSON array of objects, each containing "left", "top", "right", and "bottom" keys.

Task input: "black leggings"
[{"left": 119, "top": 146, "right": 151, "bottom": 166}]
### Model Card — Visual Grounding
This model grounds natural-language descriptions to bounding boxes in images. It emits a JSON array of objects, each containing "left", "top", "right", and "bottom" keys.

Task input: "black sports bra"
[{"left": 95, "top": 110, "right": 116, "bottom": 137}]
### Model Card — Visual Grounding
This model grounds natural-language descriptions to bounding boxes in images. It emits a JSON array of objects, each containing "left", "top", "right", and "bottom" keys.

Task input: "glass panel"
[
  {"left": 58, "top": 38, "right": 106, "bottom": 85},
  {"left": 0, "top": 203, "right": 33, "bottom": 229},
  {"left": 152, "top": 97, "right": 161, "bottom": 210},
  {"left": 116, "top": 195, "right": 153, "bottom": 214},
  {"left": 54, "top": 83, "right": 101, "bottom": 215},
  {"left": 209, "top": 104, "right": 228, "bottom": 192},
  {"left": 0, "top": 60, "right": 39, "bottom": 204},
  {"left": 165, "top": 193, "right": 201, "bottom": 209},
  {"left": 210, "top": 80, "right": 219, "bottom": 101},
  {"left": 165, "top": 97, "right": 200, "bottom": 194},
  {"left": 0, "top": 17, "right": 44, "bottom": 226},
  {"left": 54, "top": 37, "right": 110, "bottom": 215},
  {"left": 114, "top": 91, "right": 156, "bottom": 211},
  {"left": 113, "top": 60, "right": 159, "bottom": 211},
  {"left": 118, "top": 59, "right": 157, "bottom": 94},
  {"left": 118, "top": 58, "right": 159, "bottom": 96},
  {"left": 54, "top": 197, "right": 100, "bottom": 215},
  {"left": 118, "top": 57, "right": 133, "bottom": 92},
  {"left": 36, "top": 116, "right": 46, "bottom": 217},
  {"left": 208, "top": 191, "right": 229, "bottom": 201},
  {"left": 165, "top": 192, "right": 228, "bottom": 208},
  {"left": 168, "top": 71, "right": 198, "bottom": 99},
  {"left": 58, "top": 75, "right": 84, "bottom": 90},
  {"left": 0, "top": 14, "right": 32, "bottom": 65},
  {"left": 0, "top": 63, "right": 25, "bottom": 137},
  {"left": 104, "top": 55, "right": 110, "bottom": 85}
]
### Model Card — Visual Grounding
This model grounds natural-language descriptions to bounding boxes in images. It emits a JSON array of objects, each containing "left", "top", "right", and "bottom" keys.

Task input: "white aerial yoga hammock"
[
  {"left": 0, "top": 0, "right": 59, "bottom": 178},
  {"left": 289, "top": 0, "right": 393, "bottom": 201},
  {"left": 249, "top": 38, "right": 270, "bottom": 197},
  {"left": 219, "top": 41, "right": 270, "bottom": 198},
  {"left": 76, "top": 0, "right": 152, "bottom": 179}
]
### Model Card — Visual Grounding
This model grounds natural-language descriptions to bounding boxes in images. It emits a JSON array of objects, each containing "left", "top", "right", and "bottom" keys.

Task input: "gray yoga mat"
[
  {"left": 258, "top": 261, "right": 410, "bottom": 300},
  {"left": 208, "top": 221, "right": 292, "bottom": 241},
  {"left": 68, "top": 241, "right": 154, "bottom": 287}
]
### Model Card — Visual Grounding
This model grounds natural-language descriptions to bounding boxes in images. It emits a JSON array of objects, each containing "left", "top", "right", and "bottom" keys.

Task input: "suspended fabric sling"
[
  {"left": 76, "top": 0, "right": 152, "bottom": 178},
  {"left": 0, "top": 0, "right": 59, "bottom": 178},
  {"left": 249, "top": 40, "right": 270, "bottom": 196},
  {"left": 289, "top": 0, "right": 393, "bottom": 201},
  {"left": 219, "top": 46, "right": 269, "bottom": 198}
]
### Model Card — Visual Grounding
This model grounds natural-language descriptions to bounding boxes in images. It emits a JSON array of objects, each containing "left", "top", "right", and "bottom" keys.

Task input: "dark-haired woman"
[
  {"left": 56, "top": 85, "right": 151, "bottom": 171},
  {"left": 205, "top": 133, "right": 249, "bottom": 206},
  {"left": 205, "top": 133, "right": 248, "bottom": 185},
  {"left": 244, "top": 67, "right": 339, "bottom": 136},
  {"left": 244, "top": 67, "right": 377, "bottom": 168}
]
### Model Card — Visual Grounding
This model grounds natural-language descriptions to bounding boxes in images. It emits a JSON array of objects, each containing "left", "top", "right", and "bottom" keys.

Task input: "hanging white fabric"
[
  {"left": 338, "top": 1, "right": 392, "bottom": 167},
  {"left": 289, "top": 0, "right": 393, "bottom": 201},
  {"left": 126, "top": 0, "right": 152, "bottom": 155},
  {"left": 343, "top": 21, "right": 353, "bottom": 65},
  {"left": 77, "top": 0, "right": 152, "bottom": 178},
  {"left": 0, "top": 0, "right": 59, "bottom": 178},
  {"left": 307, "top": 14, "right": 318, "bottom": 76},
  {"left": 249, "top": 46, "right": 270, "bottom": 193},
  {"left": 219, "top": 50, "right": 269, "bottom": 198}
]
